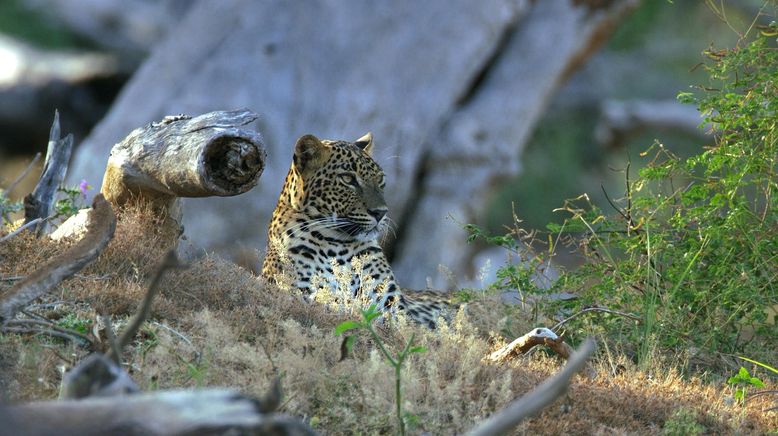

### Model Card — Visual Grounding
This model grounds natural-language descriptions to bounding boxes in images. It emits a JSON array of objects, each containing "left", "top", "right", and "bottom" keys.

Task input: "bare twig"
[
  {"left": 552, "top": 307, "right": 641, "bottom": 332},
  {"left": 2, "top": 326, "right": 87, "bottom": 345},
  {"left": 3, "top": 318, "right": 93, "bottom": 346},
  {"left": 5, "top": 152, "right": 42, "bottom": 195},
  {"left": 0, "top": 218, "right": 42, "bottom": 242},
  {"left": 600, "top": 184, "right": 630, "bottom": 223},
  {"left": 107, "top": 250, "right": 186, "bottom": 363},
  {"left": 747, "top": 390, "right": 778, "bottom": 399},
  {"left": 0, "top": 195, "right": 116, "bottom": 325},
  {"left": 468, "top": 338, "right": 596, "bottom": 436},
  {"left": 101, "top": 314, "right": 122, "bottom": 363}
]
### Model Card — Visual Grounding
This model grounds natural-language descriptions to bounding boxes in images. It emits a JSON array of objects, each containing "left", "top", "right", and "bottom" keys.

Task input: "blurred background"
[{"left": 0, "top": 0, "right": 768, "bottom": 288}]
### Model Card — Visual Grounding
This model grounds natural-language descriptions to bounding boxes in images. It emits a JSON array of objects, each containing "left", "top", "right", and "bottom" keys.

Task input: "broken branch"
[
  {"left": 0, "top": 194, "right": 115, "bottom": 325},
  {"left": 23, "top": 110, "right": 75, "bottom": 236},
  {"left": 107, "top": 249, "right": 185, "bottom": 363},
  {"left": 469, "top": 338, "right": 596, "bottom": 436}
]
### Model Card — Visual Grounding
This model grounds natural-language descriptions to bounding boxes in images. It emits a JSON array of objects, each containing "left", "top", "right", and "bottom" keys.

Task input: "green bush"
[{"left": 470, "top": 23, "right": 777, "bottom": 370}]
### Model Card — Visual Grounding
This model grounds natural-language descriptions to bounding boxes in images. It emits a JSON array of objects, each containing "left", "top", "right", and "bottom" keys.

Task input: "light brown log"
[
  {"left": 101, "top": 109, "right": 265, "bottom": 210},
  {"left": 5, "top": 388, "right": 317, "bottom": 436},
  {"left": 0, "top": 194, "right": 116, "bottom": 325}
]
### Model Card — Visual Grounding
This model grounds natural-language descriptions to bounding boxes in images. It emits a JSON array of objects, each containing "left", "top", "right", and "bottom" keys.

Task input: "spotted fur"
[{"left": 262, "top": 133, "right": 452, "bottom": 327}]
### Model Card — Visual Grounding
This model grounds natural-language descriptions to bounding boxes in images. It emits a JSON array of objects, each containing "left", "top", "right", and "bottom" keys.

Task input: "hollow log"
[
  {"left": 4, "top": 388, "right": 316, "bottom": 436},
  {"left": 101, "top": 109, "right": 265, "bottom": 211}
]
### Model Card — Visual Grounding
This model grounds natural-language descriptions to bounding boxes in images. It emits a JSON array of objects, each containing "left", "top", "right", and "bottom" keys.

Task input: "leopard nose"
[{"left": 368, "top": 208, "right": 388, "bottom": 223}]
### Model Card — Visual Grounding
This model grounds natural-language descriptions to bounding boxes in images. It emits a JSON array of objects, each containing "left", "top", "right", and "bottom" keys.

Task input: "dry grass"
[{"left": 1, "top": 205, "right": 776, "bottom": 434}]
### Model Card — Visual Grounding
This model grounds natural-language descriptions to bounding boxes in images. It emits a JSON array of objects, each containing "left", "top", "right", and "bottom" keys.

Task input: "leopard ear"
[
  {"left": 354, "top": 132, "right": 374, "bottom": 155},
  {"left": 294, "top": 134, "right": 328, "bottom": 173}
]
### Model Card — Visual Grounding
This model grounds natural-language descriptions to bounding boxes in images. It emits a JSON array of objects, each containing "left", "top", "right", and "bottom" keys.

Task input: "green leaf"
[
  {"left": 749, "top": 377, "right": 765, "bottom": 388},
  {"left": 335, "top": 320, "right": 362, "bottom": 336},
  {"left": 409, "top": 346, "right": 427, "bottom": 354},
  {"left": 365, "top": 310, "right": 382, "bottom": 323}
]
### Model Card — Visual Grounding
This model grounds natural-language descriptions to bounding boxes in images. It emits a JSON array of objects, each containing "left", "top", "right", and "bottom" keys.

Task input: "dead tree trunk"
[
  {"left": 394, "top": 0, "right": 640, "bottom": 287},
  {"left": 67, "top": 0, "right": 640, "bottom": 281},
  {"left": 468, "top": 338, "right": 596, "bottom": 436},
  {"left": 54, "top": 110, "right": 266, "bottom": 245},
  {"left": 23, "top": 110, "right": 74, "bottom": 236},
  {"left": 101, "top": 109, "right": 266, "bottom": 211}
]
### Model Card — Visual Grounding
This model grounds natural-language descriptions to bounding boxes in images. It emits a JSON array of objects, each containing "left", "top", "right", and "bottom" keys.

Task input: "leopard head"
[{"left": 287, "top": 132, "right": 388, "bottom": 241}]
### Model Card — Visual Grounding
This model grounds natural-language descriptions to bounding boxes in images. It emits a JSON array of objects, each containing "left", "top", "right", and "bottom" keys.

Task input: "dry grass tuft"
[{"left": 1, "top": 204, "right": 776, "bottom": 434}]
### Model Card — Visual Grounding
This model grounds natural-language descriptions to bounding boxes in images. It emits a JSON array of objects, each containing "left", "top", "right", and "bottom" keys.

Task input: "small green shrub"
[
  {"left": 470, "top": 19, "right": 777, "bottom": 370},
  {"left": 336, "top": 304, "right": 427, "bottom": 436},
  {"left": 663, "top": 407, "right": 705, "bottom": 436},
  {"left": 727, "top": 366, "right": 765, "bottom": 404}
]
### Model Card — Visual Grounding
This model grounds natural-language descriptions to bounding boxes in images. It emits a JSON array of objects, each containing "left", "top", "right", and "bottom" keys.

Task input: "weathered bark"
[
  {"left": 68, "top": 0, "right": 638, "bottom": 283},
  {"left": 0, "top": 194, "right": 115, "bottom": 325},
  {"left": 101, "top": 109, "right": 265, "bottom": 209},
  {"left": 23, "top": 111, "right": 74, "bottom": 236},
  {"left": 68, "top": 0, "right": 530, "bottom": 252},
  {"left": 5, "top": 388, "right": 317, "bottom": 436},
  {"left": 394, "top": 0, "right": 640, "bottom": 288},
  {"left": 468, "top": 338, "right": 596, "bottom": 436},
  {"left": 488, "top": 327, "right": 573, "bottom": 362},
  {"left": 59, "top": 353, "right": 140, "bottom": 399}
]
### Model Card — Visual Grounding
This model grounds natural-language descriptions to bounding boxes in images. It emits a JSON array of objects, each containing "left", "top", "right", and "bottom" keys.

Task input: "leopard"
[{"left": 261, "top": 132, "right": 455, "bottom": 328}]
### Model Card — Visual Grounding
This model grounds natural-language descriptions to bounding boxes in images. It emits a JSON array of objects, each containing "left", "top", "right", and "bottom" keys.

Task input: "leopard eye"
[{"left": 340, "top": 174, "right": 359, "bottom": 188}]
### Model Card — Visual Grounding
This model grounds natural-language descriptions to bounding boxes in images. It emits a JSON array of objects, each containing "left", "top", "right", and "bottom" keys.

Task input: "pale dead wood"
[
  {"left": 23, "top": 110, "right": 75, "bottom": 236},
  {"left": 0, "top": 218, "right": 42, "bottom": 242},
  {"left": 0, "top": 194, "right": 115, "bottom": 325},
  {"left": 7, "top": 388, "right": 317, "bottom": 436},
  {"left": 488, "top": 328, "right": 574, "bottom": 362},
  {"left": 468, "top": 338, "right": 596, "bottom": 436},
  {"left": 59, "top": 353, "right": 140, "bottom": 399},
  {"left": 101, "top": 109, "right": 266, "bottom": 209}
]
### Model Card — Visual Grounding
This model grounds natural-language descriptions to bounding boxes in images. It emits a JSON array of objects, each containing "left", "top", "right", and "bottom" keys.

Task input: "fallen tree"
[{"left": 54, "top": 109, "right": 266, "bottom": 246}]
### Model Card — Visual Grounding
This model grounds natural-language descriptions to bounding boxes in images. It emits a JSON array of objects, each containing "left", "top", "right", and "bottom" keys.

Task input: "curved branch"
[
  {"left": 469, "top": 338, "right": 596, "bottom": 436},
  {"left": 0, "top": 194, "right": 116, "bottom": 325}
]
